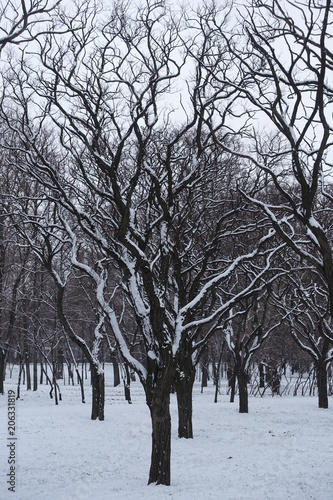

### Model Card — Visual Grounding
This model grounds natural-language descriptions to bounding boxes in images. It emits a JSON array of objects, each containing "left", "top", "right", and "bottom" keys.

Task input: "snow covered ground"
[{"left": 1, "top": 366, "right": 333, "bottom": 500}]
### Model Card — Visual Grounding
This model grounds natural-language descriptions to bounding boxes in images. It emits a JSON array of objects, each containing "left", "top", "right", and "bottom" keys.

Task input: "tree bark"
[
  {"left": 214, "top": 343, "right": 224, "bottom": 404},
  {"left": 91, "top": 364, "right": 105, "bottom": 420},
  {"left": 76, "top": 367, "right": 85, "bottom": 403},
  {"left": 317, "top": 361, "right": 328, "bottom": 409},
  {"left": 25, "top": 351, "right": 31, "bottom": 390},
  {"left": 229, "top": 366, "right": 236, "bottom": 403},
  {"left": 17, "top": 356, "right": 24, "bottom": 399},
  {"left": 147, "top": 388, "right": 171, "bottom": 485},
  {"left": 40, "top": 361, "right": 44, "bottom": 384},
  {"left": 124, "top": 364, "right": 132, "bottom": 404},
  {"left": 112, "top": 357, "right": 120, "bottom": 387},
  {"left": 33, "top": 349, "right": 38, "bottom": 391},
  {"left": 237, "top": 366, "right": 249, "bottom": 413},
  {"left": 175, "top": 367, "right": 195, "bottom": 438},
  {"left": 201, "top": 363, "right": 208, "bottom": 392}
]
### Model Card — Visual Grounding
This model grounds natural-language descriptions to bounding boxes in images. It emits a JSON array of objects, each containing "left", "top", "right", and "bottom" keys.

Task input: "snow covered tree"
[
  {"left": 0, "top": 0, "right": 286, "bottom": 485},
  {"left": 12, "top": 203, "right": 110, "bottom": 419},
  {"left": 199, "top": 0, "right": 333, "bottom": 402},
  {"left": 225, "top": 287, "right": 284, "bottom": 413},
  {"left": 275, "top": 267, "right": 333, "bottom": 408}
]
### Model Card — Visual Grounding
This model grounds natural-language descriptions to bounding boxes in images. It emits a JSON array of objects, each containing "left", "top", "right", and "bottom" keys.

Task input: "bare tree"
[
  {"left": 198, "top": 0, "right": 333, "bottom": 399},
  {"left": 276, "top": 268, "right": 333, "bottom": 408},
  {"left": 0, "top": 0, "right": 62, "bottom": 51},
  {"left": 225, "top": 287, "right": 284, "bottom": 413},
  {"left": 0, "top": 0, "right": 285, "bottom": 485}
]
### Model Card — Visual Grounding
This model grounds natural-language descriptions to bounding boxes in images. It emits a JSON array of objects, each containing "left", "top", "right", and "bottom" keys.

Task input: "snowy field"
[{"left": 1, "top": 365, "right": 333, "bottom": 500}]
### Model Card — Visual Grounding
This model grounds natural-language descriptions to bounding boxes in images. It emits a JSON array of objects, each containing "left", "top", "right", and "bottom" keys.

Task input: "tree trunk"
[
  {"left": 25, "top": 351, "right": 31, "bottom": 390},
  {"left": 147, "top": 389, "right": 171, "bottom": 485},
  {"left": 237, "top": 366, "right": 249, "bottom": 413},
  {"left": 33, "top": 349, "right": 38, "bottom": 391},
  {"left": 201, "top": 363, "right": 208, "bottom": 392},
  {"left": 259, "top": 363, "right": 265, "bottom": 388},
  {"left": 124, "top": 364, "right": 132, "bottom": 404},
  {"left": 229, "top": 366, "right": 236, "bottom": 403},
  {"left": 317, "top": 361, "right": 328, "bottom": 409},
  {"left": 40, "top": 361, "right": 44, "bottom": 384},
  {"left": 91, "top": 365, "right": 105, "bottom": 420},
  {"left": 76, "top": 367, "right": 85, "bottom": 403},
  {"left": 214, "top": 343, "right": 224, "bottom": 404},
  {"left": 175, "top": 367, "right": 195, "bottom": 438},
  {"left": 17, "top": 357, "right": 24, "bottom": 399},
  {"left": 113, "top": 357, "right": 120, "bottom": 387}
]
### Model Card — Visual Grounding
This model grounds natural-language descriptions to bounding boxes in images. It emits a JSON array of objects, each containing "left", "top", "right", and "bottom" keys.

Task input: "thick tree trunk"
[
  {"left": 91, "top": 365, "right": 105, "bottom": 420},
  {"left": 113, "top": 357, "right": 120, "bottom": 387},
  {"left": 176, "top": 367, "right": 195, "bottom": 438},
  {"left": 237, "top": 367, "right": 249, "bottom": 413},
  {"left": 317, "top": 361, "right": 328, "bottom": 409},
  {"left": 148, "top": 389, "right": 171, "bottom": 485}
]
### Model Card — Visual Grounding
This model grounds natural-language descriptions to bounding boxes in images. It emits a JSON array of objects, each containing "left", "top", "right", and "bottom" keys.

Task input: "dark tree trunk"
[
  {"left": 113, "top": 358, "right": 120, "bottom": 387},
  {"left": 33, "top": 350, "right": 38, "bottom": 391},
  {"left": 175, "top": 336, "right": 195, "bottom": 438},
  {"left": 42, "top": 364, "right": 54, "bottom": 398},
  {"left": 214, "top": 342, "right": 224, "bottom": 404},
  {"left": 259, "top": 363, "right": 265, "bottom": 388},
  {"left": 317, "top": 361, "right": 328, "bottom": 409},
  {"left": 17, "top": 356, "right": 24, "bottom": 399},
  {"left": 229, "top": 366, "right": 236, "bottom": 403},
  {"left": 53, "top": 374, "right": 59, "bottom": 405},
  {"left": 237, "top": 366, "right": 249, "bottom": 413},
  {"left": 176, "top": 367, "right": 195, "bottom": 439},
  {"left": 51, "top": 355, "right": 59, "bottom": 405},
  {"left": 201, "top": 363, "right": 208, "bottom": 392},
  {"left": 67, "top": 362, "right": 74, "bottom": 386},
  {"left": 57, "top": 349, "right": 64, "bottom": 379},
  {"left": 40, "top": 361, "right": 44, "bottom": 384},
  {"left": 147, "top": 388, "right": 171, "bottom": 485},
  {"left": 91, "top": 365, "right": 105, "bottom": 420},
  {"left": 76, "top": 367, "right": 85, "bottom": 403},
  {"left": 124, "top": 364, "right": 132, "bottom": 404},
  {"left": 25, "top": 351, "right": 31, "bottom": 390}
]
